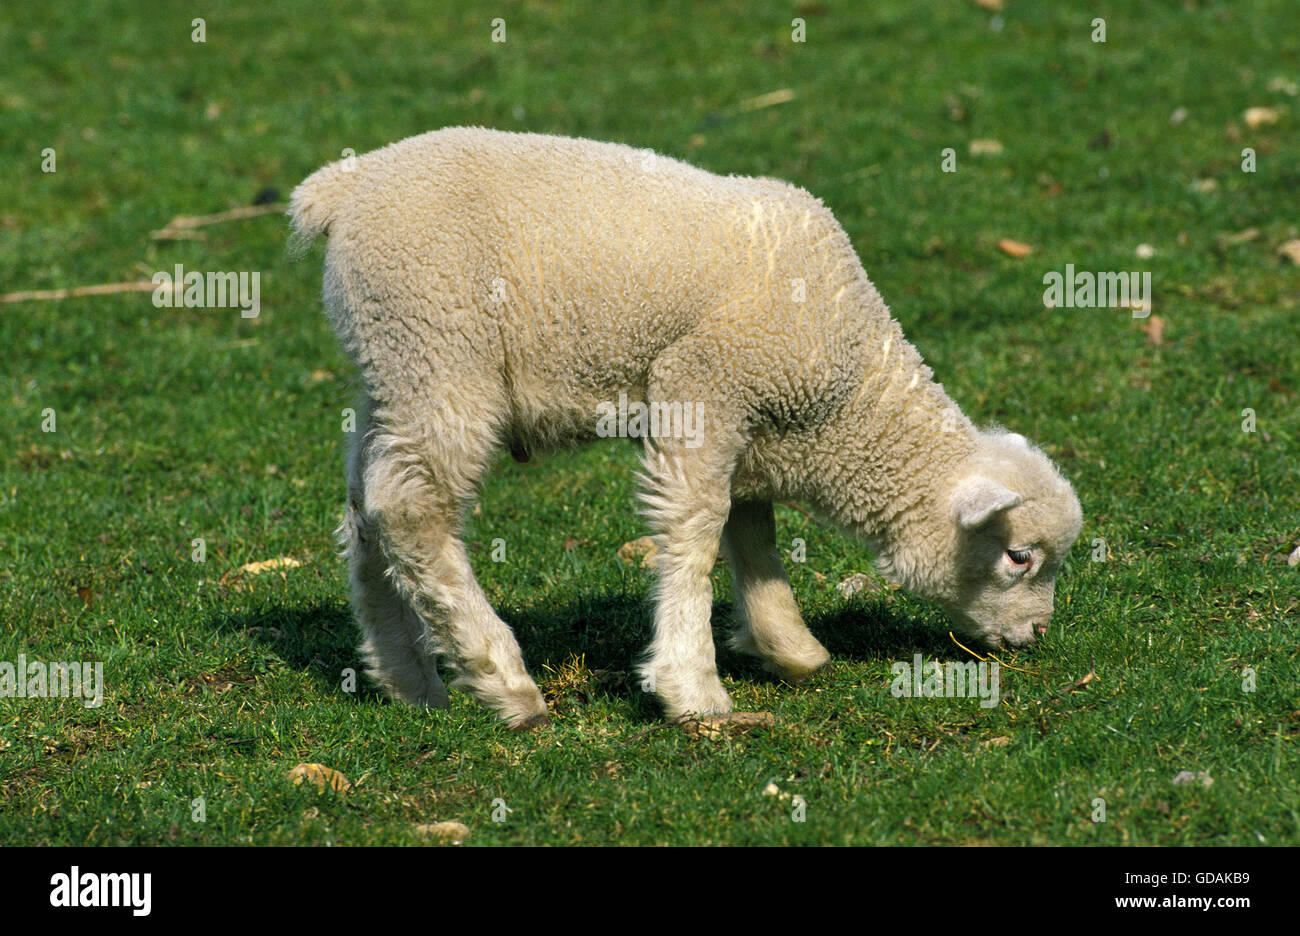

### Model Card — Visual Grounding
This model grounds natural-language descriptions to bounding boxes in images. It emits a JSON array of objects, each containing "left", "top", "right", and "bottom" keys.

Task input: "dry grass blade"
[
  {"left": 1, "top": 281, "right": 168, "bottom": 304},
  {"left": 1066, "top": 658, "right": 1098, "bottom": 692},
  {"left": 151, "top": 202, "right": 286, "bottom": 239}
]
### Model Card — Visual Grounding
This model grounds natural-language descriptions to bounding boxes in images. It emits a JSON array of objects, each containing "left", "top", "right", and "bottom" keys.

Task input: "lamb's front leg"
[
  {"left": 637, "top": 443, "right": 735, "bottom": 720},
  {"left": 722, "top": 500, "right": 830, "bottom": 682}
]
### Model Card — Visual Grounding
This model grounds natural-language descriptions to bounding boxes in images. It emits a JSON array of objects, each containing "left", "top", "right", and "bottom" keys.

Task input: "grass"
[{"left": 1, "top": 0, "right": 1297, "bottom": 846}]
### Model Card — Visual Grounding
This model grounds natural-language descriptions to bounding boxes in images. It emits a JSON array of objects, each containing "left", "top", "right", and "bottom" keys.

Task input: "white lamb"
[{"left": 289, "top": 127, "right": 1083, "bottom": 728}]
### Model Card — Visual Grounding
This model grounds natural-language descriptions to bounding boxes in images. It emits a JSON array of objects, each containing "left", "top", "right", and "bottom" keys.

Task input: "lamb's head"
[{"left": 933, "top": 430, "right": 1082, "bottom": 649}]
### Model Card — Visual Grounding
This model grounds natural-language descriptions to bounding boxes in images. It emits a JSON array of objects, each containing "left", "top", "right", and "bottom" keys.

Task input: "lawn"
[{"left": 1, "top": 0, "right": 1297, "bottom": 846}]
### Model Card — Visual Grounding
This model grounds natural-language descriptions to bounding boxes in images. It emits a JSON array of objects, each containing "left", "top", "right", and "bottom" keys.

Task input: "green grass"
[{"left": 2, "top": 0, "right": 1297, "bottom": 846}]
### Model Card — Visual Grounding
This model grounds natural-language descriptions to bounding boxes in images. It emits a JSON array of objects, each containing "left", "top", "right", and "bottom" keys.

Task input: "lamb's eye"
[{"left": 1006, "top": 548, "right": 1032, "bottom": 566}]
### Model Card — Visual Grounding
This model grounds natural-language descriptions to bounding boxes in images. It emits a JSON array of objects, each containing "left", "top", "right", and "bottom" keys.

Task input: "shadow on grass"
[
  {"left": 207, "top": 590, "right": 962, "bottom": 719},
  {"left": 206, "top": 601, "right": 381, "bottom": 700}
]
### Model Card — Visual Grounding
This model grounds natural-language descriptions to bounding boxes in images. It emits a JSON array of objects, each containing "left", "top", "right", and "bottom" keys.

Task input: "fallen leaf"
[
  {"left": 979, "top": 736, "right": 1011, "bottom": 748},
  {"left": 1218, "top": 228, "right": 1260, "bottom": 246},
  {"left": 1277, "top": 240, "right": 1300, "bottom": 265},
  {"left": 1169, "top": 107, "right": 1189, "bottom": 126},
  {"left": 1036, "top": 173, "right": 1063, "bottom": 196},
  {"left": 968, "top": 138, "right": 1004, "bottom": 155},
  {"left": 1267, "top": 76, "right": 1299, "bottom": 97},
  {"left": 1135, "top": 243, "right": 1156, "bottom": 259},
  {"left": 1244, "top": 106, "right": 1281, "bottom": 129},
  {"left": 996, "top": 238, "right": 1034, "bottom": 258},
  {"left": 287, "top": 763, "right": 350, "bottom": 793},
  {"left": 235, "top": 557, "right": 301, "bottom": 576},
  {"left": 76, "top": 586, "right": 93, "bottom": 605},
  {"left": 1141, "top": 315, "right": 1165, "bottom": 346},
  {"left": 617, "top": 536, "right": 658, "bottom": 568},
  {"left": 971, "top": 0, "right": 1002, "bottom": 10},
  {"left": 414, "top": 821, "right": 470, "bottom": 844},
  {"left": 220, "top": 556, "right": 302, "bottom": 592},
  {"left": 1171, "top": 770, "right": 1213, "bottom": 788},
  {"left": 836, "top": 572, "right": 870, "bottom": 598},
  {"left": 1192, "top": 178, "right": 1218, "bottom": 193},
  {"left": 1066, "top": 669, "right": 1097, "bottom": 692},
  {"left": 1287, "top": 545, "right": 1300, "bottom": 567}
]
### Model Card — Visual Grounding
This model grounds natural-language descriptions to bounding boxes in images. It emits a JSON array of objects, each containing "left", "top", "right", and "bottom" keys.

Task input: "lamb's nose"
[{"left": 1035, "top": 622, "right": 1049, "bottom": 635}]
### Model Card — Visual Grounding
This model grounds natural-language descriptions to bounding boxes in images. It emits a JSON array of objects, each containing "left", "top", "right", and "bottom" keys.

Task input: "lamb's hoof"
[
  {"left": 509, "top": 713, "right": 551, "bottom": 732},
  {"left": 767, "top": 645, "right": 832, "bottom": 685},
  {"left": 770, "top": 658, "right": 830, "bottom": 686}
]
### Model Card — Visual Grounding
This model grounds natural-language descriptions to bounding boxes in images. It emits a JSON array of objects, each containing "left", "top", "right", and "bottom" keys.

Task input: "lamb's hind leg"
[
  {"left": 341, "top": 484, "right": 449, "bottom": 708},
  {"left": 722, "top": 500, "right": 830, "bottom": 682},
  {"left": 341, "top": 411, "right": 448, "bottom": 706},
  {"left": 357, "top": 403, "right": 548, "bottom": 729}
]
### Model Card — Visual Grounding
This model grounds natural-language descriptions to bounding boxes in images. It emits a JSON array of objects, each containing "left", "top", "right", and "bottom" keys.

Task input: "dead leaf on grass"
[
  {"left": 220, "top": 556, "right": 302, "bottom": 591},
  {"left": 617, "top": 536, "right": 658, "bottom": 568},
  {"left": 1276, "top": 240, "right": 1300, "bottom": 265},
  {"left": 1243, "top": 106, "right": 1281, "bottom": 129},
  {"left": 287, "top": 763, "right": 350, "bottom": 793},
  {"left": 1140, "top": 314, "right": 1165, "bottom": 346},
  {"left": 968, "top": 138, "right": 1004, "bottom": 155},
  {"left": 414, "top": 821, "right": 470, "bottom": 844},
  {"left": 681, "top": 711, "right": 776, "bottom": 739}
]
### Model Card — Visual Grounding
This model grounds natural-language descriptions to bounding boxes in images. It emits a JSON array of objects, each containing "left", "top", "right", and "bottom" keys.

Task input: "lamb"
[{"left": 288, "top": 127, "right": 1083, "bottom": 728}]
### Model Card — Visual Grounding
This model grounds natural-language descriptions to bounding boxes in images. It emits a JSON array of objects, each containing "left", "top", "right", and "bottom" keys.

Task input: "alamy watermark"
[
  {"left": 1043, "top": 264, "right": 1151, "bottom": 317},
  {"left": 595, "top": 391, "right": 705, "bottom": 449},
  {"left": 152, "top": 263, "right": 260, "bottom": 318},
  {"left": 50, "top": 866, "right": 150, "bottom": 916},
  {"left": 1, "top": 655, "right": 103, "bottom": 708},
  {"left": 890, "top": 653, "right": 1000, "bottom": 709}
]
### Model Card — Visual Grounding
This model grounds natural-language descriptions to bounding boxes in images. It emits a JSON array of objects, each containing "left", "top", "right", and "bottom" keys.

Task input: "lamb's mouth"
[{"left": 939, "top": 606, "right": 1025, "bottom": 651}]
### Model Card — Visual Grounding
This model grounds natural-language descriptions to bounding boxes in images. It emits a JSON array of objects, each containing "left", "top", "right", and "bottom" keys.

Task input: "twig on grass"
[
  {"left": 0, "top": 280, "right": 171, "bottom": 304},
  {"left": 151, "top": 202, "right": 286, "bottom": 239}
]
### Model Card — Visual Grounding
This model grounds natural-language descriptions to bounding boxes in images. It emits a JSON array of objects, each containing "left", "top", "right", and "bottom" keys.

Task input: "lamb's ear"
[{"left": 952, "top": 476, "right": 1022, "bottom": 530}]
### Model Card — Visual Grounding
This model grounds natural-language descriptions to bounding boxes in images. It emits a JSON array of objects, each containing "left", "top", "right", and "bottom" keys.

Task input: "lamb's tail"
[{"left": 287, "top": 157, "right": 357, "bottom": 257}]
